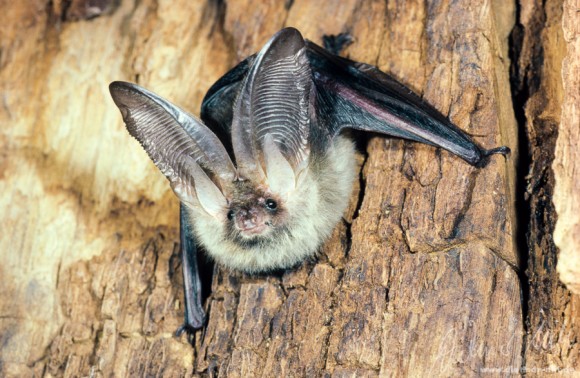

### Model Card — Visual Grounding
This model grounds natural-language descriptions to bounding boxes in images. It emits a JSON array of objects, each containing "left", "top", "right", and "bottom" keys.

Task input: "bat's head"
[
  {"left": 109, "top": 28, "right": 356, "bottom": 272},
  {"left": 227, "top": 181, "right": 284, "bottom": 239}
]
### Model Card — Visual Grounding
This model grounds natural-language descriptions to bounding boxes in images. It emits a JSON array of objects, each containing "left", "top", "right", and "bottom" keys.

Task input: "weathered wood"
[
  {"left": 1, "top": 0, "right": 576, "bottom": 376},
  {"left": 555, "top": 1, "right": 580, "bottom": 294},
  {"left": 196, "top": 1, "right": 520, "bottom": 376},
  {"left": 511, "top": 0, "right": 580, "bottom": 373}
]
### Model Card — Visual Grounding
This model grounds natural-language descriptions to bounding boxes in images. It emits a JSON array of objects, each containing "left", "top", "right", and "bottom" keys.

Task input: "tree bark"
[
  {"left": 513, "top": 0, "right": 580, "bottom": 372},
  {"left": 0, "top": 0, "right": 576, "bottom": 376},
  {"left": 554, "top": 1, "right": 580, "bottom": 294}
]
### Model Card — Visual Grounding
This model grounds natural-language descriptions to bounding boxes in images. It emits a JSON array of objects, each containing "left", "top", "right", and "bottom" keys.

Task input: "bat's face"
[{"left": 227, "top": 181, "right": 286, "bottom": 242}]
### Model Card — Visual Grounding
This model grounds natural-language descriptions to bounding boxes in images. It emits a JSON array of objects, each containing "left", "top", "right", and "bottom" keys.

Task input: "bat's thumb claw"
[
  {"left": 483, "top": 146, "right": 511, "bottom": 157},
  {"left": 474, "top": 145, "right": 511, "bottom": 167}
]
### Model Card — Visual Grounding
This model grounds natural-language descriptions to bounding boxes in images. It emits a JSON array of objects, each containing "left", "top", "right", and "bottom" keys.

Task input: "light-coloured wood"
[
  {"left": 7, "top": 0, "right": 578, "bottom": 376},
  {"left": 555, "top": 0, "right": 580, "bottom": 293}
]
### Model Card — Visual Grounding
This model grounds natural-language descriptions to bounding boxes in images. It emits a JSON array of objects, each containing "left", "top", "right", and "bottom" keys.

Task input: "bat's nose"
[{"left": 235, "top": 209, "right": 266, "bottom": 234}]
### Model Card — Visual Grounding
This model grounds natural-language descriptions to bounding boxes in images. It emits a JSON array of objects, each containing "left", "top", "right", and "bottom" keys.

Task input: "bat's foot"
[
  {"left": 175, "top": 323, "right": 199, "bottom": 345},
  {"left": 322, "top": 33, "right": 353, "bottom": 55}
]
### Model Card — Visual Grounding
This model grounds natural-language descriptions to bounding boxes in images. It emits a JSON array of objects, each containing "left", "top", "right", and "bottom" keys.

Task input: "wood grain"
[
  {"left": 1, "top": 0, "right": 576, "bottom": 376},
  {"left": 555, "top": 0, "right": 580, "bottom": 294}
]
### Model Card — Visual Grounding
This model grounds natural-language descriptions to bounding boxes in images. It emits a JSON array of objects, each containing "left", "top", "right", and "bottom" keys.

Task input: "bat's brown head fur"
[{"left": 227, "top": 180, "right": 286, "bottom": 239}]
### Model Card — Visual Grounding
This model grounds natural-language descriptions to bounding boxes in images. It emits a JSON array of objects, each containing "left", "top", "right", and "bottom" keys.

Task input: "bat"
[{"left": 109, "top": 27, "right": 509, "bottom": 334}]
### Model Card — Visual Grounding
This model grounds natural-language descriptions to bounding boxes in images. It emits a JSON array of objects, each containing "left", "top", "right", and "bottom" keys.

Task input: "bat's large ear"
[
  {"left": 231, "top": 27, "right": 312, "bottom": 195},
  {"left": 109, "top": 81, "right": 236, "bottom": 218}
]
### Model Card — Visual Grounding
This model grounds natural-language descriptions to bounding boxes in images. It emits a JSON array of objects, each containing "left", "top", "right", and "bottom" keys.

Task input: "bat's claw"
[
  {"left": 322, "top": 33, "right": 354, "bottom": 55},
  {"left": 483, "top": 146, "right": 511, "bottom": 156},
  {"left": 175, "top": 323, "right": 198, "bottom": 345},
  {"left": 473, "top": 145, "right": 511, "bottom": 167}
]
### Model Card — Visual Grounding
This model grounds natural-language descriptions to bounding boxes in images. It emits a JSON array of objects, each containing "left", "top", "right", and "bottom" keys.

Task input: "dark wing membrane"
[
  {"left": 197, "top": 35, "right": 509, "bottom": 167},
  {"left": 175, "top": 204, "right": 205, "bottom": 333},
  {"left": 305, "top": 41, "right": 509, "bottom": 166}
]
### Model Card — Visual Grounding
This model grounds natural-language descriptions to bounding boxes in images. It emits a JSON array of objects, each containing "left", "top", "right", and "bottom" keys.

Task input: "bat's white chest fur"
[{"left": 187, "top": 136, "right": 356, "bottom": 273}]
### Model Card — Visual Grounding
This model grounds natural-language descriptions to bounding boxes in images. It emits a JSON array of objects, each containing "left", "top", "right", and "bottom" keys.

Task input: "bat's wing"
[
  {"left": 201, "top": 28, "right": 509, "bottom": 167},
  {"left": 175, "top": 203, "right": 205, "bottom": 335},
  {"left": 305, "top": 41, "right": 509, "bottom": 166}
]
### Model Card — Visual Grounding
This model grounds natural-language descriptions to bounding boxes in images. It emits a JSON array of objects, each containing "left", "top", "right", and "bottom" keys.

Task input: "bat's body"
[
  {"left": 187, "top": 136, "right": 355, "bottom": 272},
  {"left": 109, "top": 28, "right": 509, "bottom": 333}
]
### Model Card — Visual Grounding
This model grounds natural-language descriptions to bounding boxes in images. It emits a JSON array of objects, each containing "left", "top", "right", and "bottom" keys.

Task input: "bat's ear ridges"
[
  {"left": 231, "top": 28, "right": 312, "bottom": 181},
  {"left": 109, "top": 81, "right": 236, "bottom": 211},
  {"left": 262, "top": 27, "right": 306, "bottom": 60}
]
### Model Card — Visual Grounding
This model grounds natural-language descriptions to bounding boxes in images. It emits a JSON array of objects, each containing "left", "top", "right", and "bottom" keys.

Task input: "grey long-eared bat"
[{"left": 109, "top": 27, "right": 509, "bottom": 334}]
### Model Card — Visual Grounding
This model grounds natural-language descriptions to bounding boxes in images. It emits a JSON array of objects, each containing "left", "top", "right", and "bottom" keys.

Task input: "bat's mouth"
[
  {"left": 227, "top": 221, "right": 289, "bottom": 250},
  {"left": 237, "top": 222, "right": 268, "bottom": 236},
  {"left": 230, "top": 225, "right": 271, "bottom": 249},
  {"left": 232, "top": 207, "right": 272, "bottom": 237}
]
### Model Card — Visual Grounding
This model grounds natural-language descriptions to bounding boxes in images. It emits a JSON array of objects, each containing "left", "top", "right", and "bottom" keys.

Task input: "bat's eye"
[
  {"left": 227, "top": 210, "right": 235, "bottom": 220},
  {"left": 265, "top": 199, "right": 277, "bottom": 210}
]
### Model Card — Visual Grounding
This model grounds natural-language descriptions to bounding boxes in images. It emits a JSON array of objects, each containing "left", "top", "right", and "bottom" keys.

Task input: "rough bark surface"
[
  {"left": 0, "top": 0, "right": 574, "bottom": 377},
  {"left": 511, "top": 0, "right": 580, "bottom": 374},
  {"left": 554, "top": 0, "right": 580, "bottom": 294}
]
